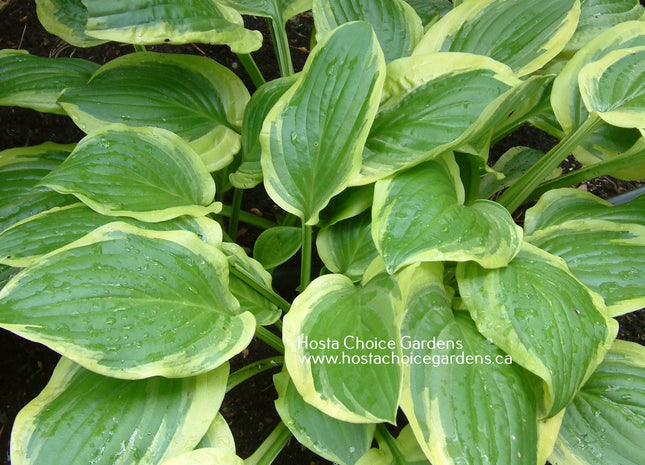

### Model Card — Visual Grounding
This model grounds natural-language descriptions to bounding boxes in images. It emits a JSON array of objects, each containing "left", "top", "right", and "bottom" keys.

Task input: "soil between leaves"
[{"left": 0, "top": 2, "right": 644, "bottom": 465}]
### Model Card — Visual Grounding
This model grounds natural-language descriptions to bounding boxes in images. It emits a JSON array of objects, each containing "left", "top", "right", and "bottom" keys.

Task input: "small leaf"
[
  {"left": 36, "top": 0, "right": 107, "bottom": 47},
  {"left": 40, "top": 125, "right": 219, "bottom": 222},
  {"left": 11, "top": 358, "right": 229, "bottom": 465},
  {"left": 253, "top": 226, "right": 302, "bottom": 270},
  {"left": 261, "top": 21, "right": 386, "bottom": 225},
  {"left": 457, "top": 243, "right": 618, "bottom": 417},
  {"left": 58, "top": 52, "right": 249, "bottom": 171},
  {"left": 316, "top": 211, "right": 378, "bottom": 281},
  {"left": 313, "top": 0, "right": 423, "bottom": 62},
  {"left": 81, "top": 0, "right": 262, "bottom": 53},
  {"left": 317, "top": 185, "right": 374, "bottom": 227},
  {"left": 413, "top": 0, "right": 581, "bottom": 76},
  {"left": 0, "top": 223, "right": 255, "bottom": 379},
  {"left": 0, "top": 50, "right": 98, "bottom": 114},
  {"left": 356, "top": 425, "right": 431, "bottom": 465},
  {"left": 550, "top": 340, "right": 645, "bottom": 465},
  {"left": 372, "top": 154, "right": 522, "bottom": 274},
  {"left": 400, "top": 264, "right": 537, "bottom": 465},
  {"left": 579, "top": 46, "right": 645, "bottom": 129},
  {"left": 274, "top": 369, "right": 375, "bottom": 465},
  {"left": 283, "top": 267, "right": 402, "bottom": 423}
]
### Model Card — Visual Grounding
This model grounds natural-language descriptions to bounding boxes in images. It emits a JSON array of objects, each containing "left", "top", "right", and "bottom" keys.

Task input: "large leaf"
[
  {"left": 11, "top": 358, "right": 228, "bottom": 465},
  {"left": 457, "top": 243, "right": 618, "bottom": 417},
  {"left": 413, "top": 0, "right": 580, "bottom": 76},
  {"left": 0, "top": 223, "right": 255, "bottom": 379},
  {"left": 550, "top": 340, "right": 645, "bottom": 465},
  {"left": 579, "top": 46, "right": 645, "bottom": 129},
  {"left": 0, "top": 204, "right": 223, "bottom": 267},
  {"left": 313, "top": 0, "right": 423, "bottom": 62},
  {"left": 356, "top": 53, "right": 518, "bottom": 184},
  {"left": 274, "top": 369, "right": 375, "bottom": 465},
  {"left": 39, "top": 125, "right": 219, "bottom": 222},
  {"left": 283, "top": 263, "right": 402, "bottom": 423},
  {"left": 36, "top": 0, "right": 106, "bottom": 47},
  {"left": 563, "top": 0, "right": 645, "bottom": 55},
  {"left": 0, "top": 50, "right": 98, "bottom": 114},
  {"left": 58, "top": 52, "right": 249, "bottom": 171},
  {"left": 372, "top": 154, "right": 522, "bottom": 274},
  {"left": 80, "top": 0, "right": 262, "bottom": 53},
  {"left": 231, "top": 75, "right": 296, "bottom": 189},
  {"left": 399, "top": 263, "right": 537, "bottom": 465},
  {"left": 216, "top": 0, "right": 311, "bottom": 23},
  {"left": 261, "top": 21, "right": 386, "bottom": 225},
  {"left": 316, "top": 210, "right": 378, "bottom": 281}
]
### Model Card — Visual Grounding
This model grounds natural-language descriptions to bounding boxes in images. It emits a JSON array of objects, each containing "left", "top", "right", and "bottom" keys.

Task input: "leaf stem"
[
  {"left": 268, "top": 18, "right": 294, "bottom": 77},
  {"left": 226, "top": 356, "right": 284, "bottom": 392},
  {"left": 220, "top": 205, "right": 277, "bottom": 230},
  {"left": 236, "top": 53, "right": 266, "bottom": 89},
  {"left": 244, "top": 422, "right": 292, "bottom": 465},
  {"left": 300, "top": 223, "right": 312, "bottom": 291},
  {"left": 375, "top": 424, "right": 407, "bottom": 465},
  {"left": 228, "top": 188, "right": 244, "bottom": 240},
  {"left": 497, "top": 113, "right": 604, "bottom": 213},
  {"left": 254, "top": 326, "right": 284, "bottom": 353},
  {"left": 133, "top": 44, "right": 147, "bottom": 52},
  {"left": 229, "top": 265, "right": 291, "bottom": 313}
]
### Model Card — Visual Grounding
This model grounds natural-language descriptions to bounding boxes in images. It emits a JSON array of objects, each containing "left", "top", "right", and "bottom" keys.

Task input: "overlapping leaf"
[
  {"left": 36, "top": 0, "right": 106, "bottom": 47},
  {"left": 39, "top": 125, "right": 219, "bottom": 222},
  {"left": 261, "top": 21, "right": 386, "bottom": 225},
  {"left": 58, "top": 52, "right": 249, "bottom": 171},
  {"left": 11, "top": 358, "right": 229, "bottom": 465},
  {"left": 413, "top": 0, "right": 580, "bottom": 77},
  {"left": 458, "top": 243, "right": 618, "bottom": 417},
  {"left": 216, "top": 0, "right": 312, "bottom": 23},
  {"left": 313, "top": 0, "right": 423, "bottom": 62},
  {"left": 196, "top": 414, "right": 235, "bottom": 452},
  {"left": 81, "top": 0, "right": 262, "bottom": 53},
  {"left": 283, "top": 264, "right": 402, "bottom": 423},
  {"left": 404, "top": 0, "right": 452, "bottom": 28},
  {"left": 0, "top": 50, "right": 98, "bottom": 114},
  {"left": 372, "top": 154, "right": 522, "bottom": 274},
  {"left": 399, "top": 263, "right": 537, "bottom": 465},
  {"left": 355, "top": 53, "right": 518, "bottom": 184},
  {"left": 159, "top": 448, "right": 243, "bottom": 465},
  {"left": 274, "top": 369, "right": 375, "bottom": 465},
  {"left": 0, "top": 223, "right": 255, "bottom": 379},
  {"left": 355, "top": 426, "right": 431, "bottom": 465},
  {"left": 550, "top": 340, "right": 645, "bottom": 465}
]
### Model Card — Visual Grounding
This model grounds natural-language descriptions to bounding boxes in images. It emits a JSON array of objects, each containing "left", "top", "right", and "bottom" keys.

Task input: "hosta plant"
[{"left": 2, "top": 0, "right": 645, "bottom": 464}]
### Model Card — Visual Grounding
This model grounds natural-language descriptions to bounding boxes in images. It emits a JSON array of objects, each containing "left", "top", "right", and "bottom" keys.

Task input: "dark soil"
[{"left": 0, "top": 2, "right": 643, "bottom": 465}]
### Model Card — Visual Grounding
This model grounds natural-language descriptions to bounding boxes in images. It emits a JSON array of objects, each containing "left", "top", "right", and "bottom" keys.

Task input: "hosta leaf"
[
  {"left": 0, "top": 265, "right": 17, "bottom": 291},
  {"left": 579, "top": 46, "right": 645, "bottom": 129},
  {"left": 404, "top": 0, "right": 452, "bottom": 28},
  {"left": 274, "top": 369, "right": 375, "bottom": 465},
  {"left": 457, "top": 243, "right": 618, "bottom": 417},
  {"left": 550, "top": 340, "right": 645, "bottom": 465},
  {"left": 413, "top": 0, "right": 580, "bottom": 76},
  {"left": 81, "top": 0, "right": 262, "bottom": 53},
  {"left": 372, "top": 154, "right": 522, "bottom": 274},
  {"left": 0, "top": 223, "right": 255, "bottom": 379},
  {"left": 0, "top": 50, "right": 98, "bottom": 114},
  {"left": 0, "top": 203, "right": 223, "bottom": 267},
  {"left": 356, "top": 53, "right": 518, "bottom": 184},
  {"left": 0, "top": 187, "right": 75, "bottom": 236},
  {"left": 58, "top": 52, "right": 249, "bottom": 171},
  {"left": 316, "top": 210, "right": 378, "bottom": 281},
  {"left": 222, "top": 242, "right": 281, "bottom": 326},
  {"left": 216, "top": 0, "right": 312, "bottom": 23},
  {"left": 196, "top": 414, "right": 235, "bottom": 452},
  {"left": 317, "top": 185, "right": 374, "bottom": 227},
  {"left": 253, "top": 226, "right": 302, "bottom": 270},
  {"left": 356, "top": 426, "right": 431, "bottom": 465},
  {"left": 399, "top": 263, "right": 537, "bottom": 465},
  {"left": 11, "top": 358, "right": 228, "bottom": 465},
  {"left": 159, "top": 448, "right": 243, "bottom": 465},
  {"left": 283, "top": 267, "right": 402, "bottom": 423},
  {"left": 231, "top": 75, "right": 296, "bottom": 189},
  {"left": 40, "top": 125, "right": 219, "bottom": 222},
  {"left": 525, "top": 188, "right": 645, "bottom": 234},
  {"left": 36, "top": 0, "right": 107, "bottom": 47},
  {"left": 313, "top": 0, "right": 423, "bottom": 62},
  {"left": 261, "top": 21, "right": 386, "bottom": 225},
  {"left": 563, "top": 0, "right": 644, "bottom": 55}
]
